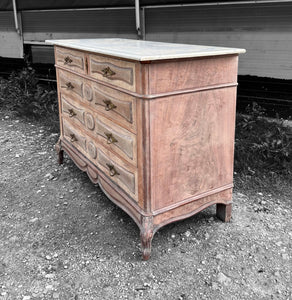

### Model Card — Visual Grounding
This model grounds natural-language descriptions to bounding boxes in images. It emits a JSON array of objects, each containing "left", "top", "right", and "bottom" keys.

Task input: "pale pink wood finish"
[
  {"left": 53, "top": 45, "right": 241, "bottom": 260},
  {"left": 149, "top": 87, "right": 237, "bottom": 211},
  {"left": 149, "top": 55, "right": 238, "bottom": 94}
]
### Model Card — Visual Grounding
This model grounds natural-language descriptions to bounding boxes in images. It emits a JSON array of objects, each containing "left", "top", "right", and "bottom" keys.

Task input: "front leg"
[
  {"left": 140, "top": 216, "right": 154, "bottom": 260},
  {"left": 216, "top": 203, "right": 232, "bottom": 222},
  {"left": 55, "top": 139, "right": 64, "bottom": 165}
]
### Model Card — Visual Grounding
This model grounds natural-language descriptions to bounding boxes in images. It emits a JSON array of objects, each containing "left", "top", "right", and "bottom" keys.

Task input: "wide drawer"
[
  {"left": 57, "top": 69, "right": 136, "bottom": 133},
  {"left": 62, "top": 119, "right": 138, "bottom": 201},
  {"left": 55, "top": 47, "right": 86, "bottom": 74},
  {"left": 61, "top": 95, "right": 137, "bottom": 166},
  {"left": 89, "top": 53, "right": 136, "bottom": 92}
]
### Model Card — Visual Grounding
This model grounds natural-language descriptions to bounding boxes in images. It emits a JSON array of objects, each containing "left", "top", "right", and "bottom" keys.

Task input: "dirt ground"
[{"left": 0, "top": 109, "right": 291, "bottom": 300}]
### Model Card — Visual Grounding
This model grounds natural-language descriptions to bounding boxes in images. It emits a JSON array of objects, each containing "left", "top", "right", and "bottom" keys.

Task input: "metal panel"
[
  {"left": 31, "top": 45, "right": 55, "bottom": 64},
  {"left": 0, "top": 0, "right": 132, "bottom": 11},
  {"left": 145, "top": 3, "right": 292, "bottom": 79},
  {"left": 0, "top": 0, "right": 288, "bottom": 11},
  {"left": 22, "top": 9, "right": 137, "bottom": 42},
  {"left": 0, "top": 11, "right": 23, "bottom": 58}
]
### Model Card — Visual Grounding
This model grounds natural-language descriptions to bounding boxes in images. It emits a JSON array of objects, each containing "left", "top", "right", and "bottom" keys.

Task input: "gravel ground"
[{"left": 0, "top": 109, "right": 291, "bottom": 300}]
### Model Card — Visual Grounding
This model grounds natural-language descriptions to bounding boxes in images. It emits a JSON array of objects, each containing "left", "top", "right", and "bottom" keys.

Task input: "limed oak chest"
[{"left": 46, "top": 38, "right": 245, "bottom": 260}]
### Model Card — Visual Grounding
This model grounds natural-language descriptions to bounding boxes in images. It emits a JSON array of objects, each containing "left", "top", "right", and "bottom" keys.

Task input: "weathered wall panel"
[
  {"left": 0, "top": 12, "right": 23, "bottom": 58},
  {"left": 22, "top": 9, "right": 137, "bottom": 42},
  {"left": 145, "top": 3, "right": 292, "bottom": 79}
]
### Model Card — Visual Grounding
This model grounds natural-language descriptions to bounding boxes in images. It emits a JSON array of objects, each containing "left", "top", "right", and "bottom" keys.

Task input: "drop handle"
[
  {"left": 105, "top": 132, "right": 118, "bottom": 144},
  {"left": 106, "top": 163, "right": 120, "bottom": 177},
  {"left": 69, "top": 133, "right": 77, "bottom": 142},
  {"left": 68, "top": 108, "right": 76, "bottom": 118},
  {"left": 64, "top": 56, "right": 73, "bottom": 64},
  {"left": 101, "top": 66, "right": 116, "bottom": 78},
  {"left": 102, "top": 99, "right": 117, "bottom": 111},
  {"left": 65, "top": 82, "right": 74, "bottom": 90}
]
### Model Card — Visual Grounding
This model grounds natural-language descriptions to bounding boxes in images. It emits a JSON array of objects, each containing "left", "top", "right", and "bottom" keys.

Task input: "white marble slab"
[{"left": 46, "top": 38, "right": 245, "bottom": 61}]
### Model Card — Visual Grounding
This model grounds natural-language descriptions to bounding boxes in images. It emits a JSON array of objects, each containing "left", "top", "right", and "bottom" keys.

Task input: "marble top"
[{"left": 45, "top": 38, "right": 246, "bottom": 61}]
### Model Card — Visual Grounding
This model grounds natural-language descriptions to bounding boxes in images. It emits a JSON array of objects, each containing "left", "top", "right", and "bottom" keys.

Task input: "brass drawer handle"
[
  {"left": 64, "top": 56, "right": 73, "bottom": 64},
  {"left": 105, "top": 132, "right": 118, "bottom": 144},
  {"left": 68, "top": 108, "right": 76, "bottom": 118},
  {"left": 103, "top": 99, "right": 117, "bottom": 111},
  {"left": 65, "top": 82, "right": 74, "bottom": 90},
  {"left": 106, "top": 163, "right": 120, "bottom": 177},
  {"left": 69, "top": 133, "right": 77, "bottom": 142},
  {"left": 101, "top": 66, "right": 116, "bottom": 78}
]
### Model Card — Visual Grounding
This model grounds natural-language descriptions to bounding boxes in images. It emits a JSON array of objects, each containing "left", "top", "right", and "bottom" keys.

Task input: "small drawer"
[
  {"left": 97, "top": 149, "right": 138, "bottom": 201},
  {"left": 58, "top": 69, "right": 84, "bottom": 99},
  {"left": 89, "top": 54, "right": 136, "bottom": 92},
  {"left": 61, "top": 95, "right": 86, "bottom": 126},
  {"left": 55, "top": 47, "right": 86, "bottom": 74},
  {"left": 63, "top": 120, "right": 87, "bottom": 151}
]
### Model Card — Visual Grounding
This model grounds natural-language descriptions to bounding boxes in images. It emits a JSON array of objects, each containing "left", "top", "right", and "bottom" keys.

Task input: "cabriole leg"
[
  {"left": 140, "top": 216, "right": 154, "bottom": 260},
  {"left": 216, "top": 203, "right": 232, "bottom": 222},
  {"left": 55, "top": 139, "right": 64, "bottom": 165}
]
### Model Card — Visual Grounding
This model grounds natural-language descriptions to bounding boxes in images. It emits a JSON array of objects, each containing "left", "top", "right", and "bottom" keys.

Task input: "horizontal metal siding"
[
  {"left": 31, "top": 46, "right": 55, "bottom": 64},
  {"left": 22, "top": 9, "right": 137, "bottom": 41},
  {"left": 145, "top": 3, "right": 292, "bottom": 79},
  {"left": 0, "top": 12, "right": 23, "bottom": 58},
  {"left": 0, "top": 11, "right": 15, "bottom": 29}
]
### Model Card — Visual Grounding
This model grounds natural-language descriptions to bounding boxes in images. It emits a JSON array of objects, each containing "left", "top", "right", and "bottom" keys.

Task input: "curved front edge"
[
  {"left": 97, "top": 175, "right": 146, "bottom": 229},
  {"left": 152, "top": 188, "right": 233, "bottom": 236},
  {"left": 61, "top": 140, "right": 99, "bottom": 184}
]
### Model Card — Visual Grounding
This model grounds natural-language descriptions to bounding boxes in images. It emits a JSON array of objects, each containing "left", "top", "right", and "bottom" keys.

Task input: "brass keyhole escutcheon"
[
  {"left": 68, "top": 108, "right": 76, "bottom": 118},
  {"left": 106, "top": 163, "right": 120, "bottom": 177},
  {"left": 105, "top": 132, "right": 118, "bottom": 144},
  {"left": 65, "top": 82, "right": 74, "bottom": 90},
  {"left": 103, "top": 99, "right": 117, "bottom": 111},
  {"left": 69, "top": 133, "right": 77, "bottom": 142},
  {"left": 64, "top": 56, "right": 73, "bottom": 64},
  {"left": 101, "top": 66, "right": 116, "bottom": 78}
]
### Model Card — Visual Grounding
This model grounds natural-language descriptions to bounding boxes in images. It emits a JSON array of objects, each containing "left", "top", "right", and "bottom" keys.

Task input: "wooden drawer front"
[
  {"left": 90, "top": 83, "right": 136, "bottom": 132},
  {"left": 95, "top": 115, "right": 136, "bottom": 165},
  {"left": 58, "top": 69, "right": 136, "bottom": 133},
  {"left": 58, "top": 70, "right": 84, "bottom": 99},
  {"left": 89, "top": 54, "right": 135, "bottom": 92},
  {"left": 97, "top": 149, "right": 137, "bottom": 200},
  {"left": 56, "top": 47, "right": 86, "bottom": 74},
  {"left": 61, "top": 96, "right": 86, "bottom": 126},
  {"left": 63, "top": 120, "right": 87, "bottom": 152},
  {"left": 61, "top": 95, "right": 137, "bottom": 165},
  {"left": 62, "top": 122, "right": 138, "bottom": 201},
  {"left": 92, "top": 84, "right": 133, "bottom": 124}
]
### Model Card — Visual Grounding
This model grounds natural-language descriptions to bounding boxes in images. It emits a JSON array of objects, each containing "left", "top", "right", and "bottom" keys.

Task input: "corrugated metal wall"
[
  {"left": 145, "top": 3, "right": 292, "bottom": 79},
  {"left": 22, "top": 9, "right": 137, "bottom": 41},
  {"left": 0, "top": 11, "right": 23, "bottom": 58},
  {"left": 1, "top": 1, "right": 292, "bottom": 80}
]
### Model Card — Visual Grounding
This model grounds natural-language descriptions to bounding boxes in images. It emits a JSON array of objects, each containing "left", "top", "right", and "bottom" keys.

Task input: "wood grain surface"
[
  {"left": 149, "top": 55, "right": 238, "bottom": 94},
  {"left": 149, "top": 87, "right": 237, "bottom": 210},
  {"left": 89, "top": 53, "right": 136, "bottom": 92},
  {"left": 56, "top": 47, "right": 86, "bottom": 74}
]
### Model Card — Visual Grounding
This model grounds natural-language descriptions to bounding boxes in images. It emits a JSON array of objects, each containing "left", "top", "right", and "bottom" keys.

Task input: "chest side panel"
[{"left": 149, "top": 87, "right": 237, "bottom": 211}]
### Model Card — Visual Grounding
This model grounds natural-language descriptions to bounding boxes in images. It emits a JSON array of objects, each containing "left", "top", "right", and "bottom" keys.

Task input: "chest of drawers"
[{"left": 46, "top": 38, "right": 245, "bottom": 260}]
